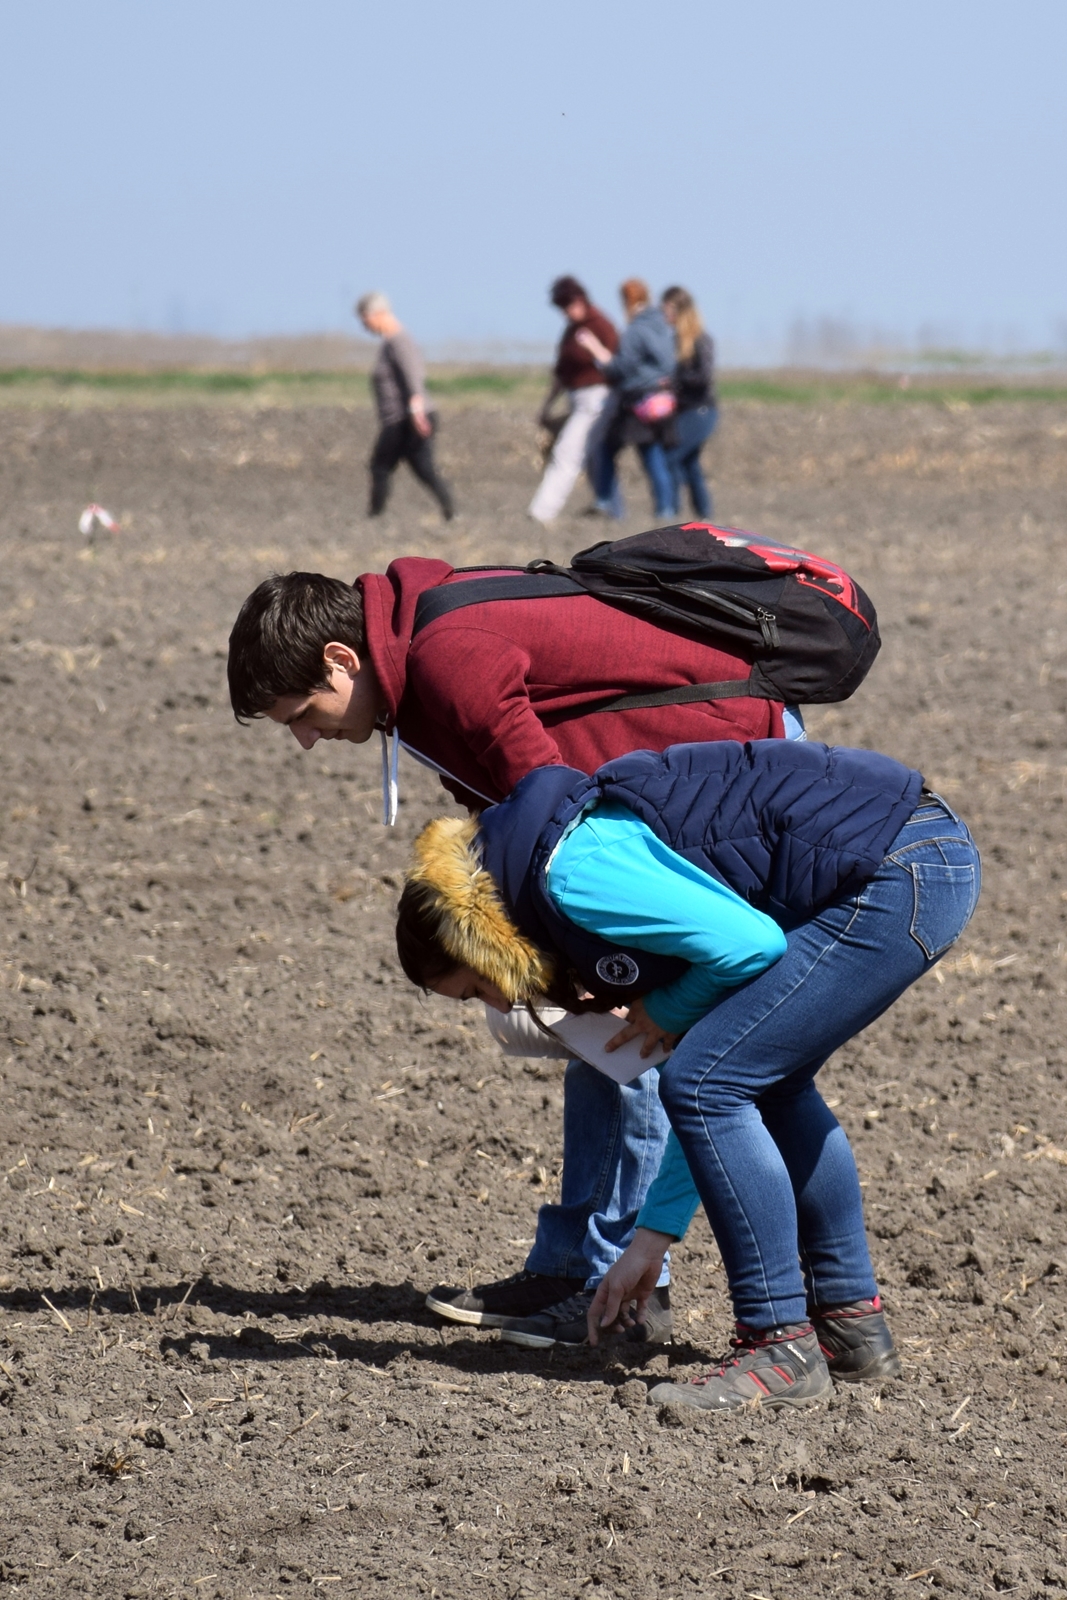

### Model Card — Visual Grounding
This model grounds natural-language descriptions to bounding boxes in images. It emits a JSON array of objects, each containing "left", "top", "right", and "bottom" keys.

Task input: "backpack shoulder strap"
[
  {"left": 584, "top": 678, "right": 758, "bottom": 713},
  {"left": 410, "top": 566, "right": 767, "bottom": 713},
  {"left": 412, "top": 571, "right": 585, "bottom": 637}
]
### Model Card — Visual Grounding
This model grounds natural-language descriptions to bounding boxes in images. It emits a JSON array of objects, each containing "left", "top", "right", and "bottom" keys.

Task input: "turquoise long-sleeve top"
[{"left": 545, "top": 801, "right": 788, "bottom": 1240}]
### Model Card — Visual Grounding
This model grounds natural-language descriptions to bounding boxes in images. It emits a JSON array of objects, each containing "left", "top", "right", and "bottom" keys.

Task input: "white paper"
[
  {"left": 544, "top": 1008, "right": 667, "bottom": 1084},
  {"left": 484, "top": 1002, "right": 665, "bottom": 1084}
]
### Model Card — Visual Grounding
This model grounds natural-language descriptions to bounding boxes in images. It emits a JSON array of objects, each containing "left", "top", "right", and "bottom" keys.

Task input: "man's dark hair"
[
  {"left": 550, "top": 275, "right": 587, "bottom": 309},
  {"left": 227, "top": 571, "right": 366, "bottom": 722}
]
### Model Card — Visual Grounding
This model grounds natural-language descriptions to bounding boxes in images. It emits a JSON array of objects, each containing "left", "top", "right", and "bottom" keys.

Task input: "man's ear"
[{"left": 323, "top": 641, "right": 361, "bottom": 677}]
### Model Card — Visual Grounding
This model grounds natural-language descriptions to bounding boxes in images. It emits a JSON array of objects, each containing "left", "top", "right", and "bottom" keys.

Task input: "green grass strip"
[
  {"left": 1, "top": 366, "right": 1065, "bottom": 406},
  {"left": 424, "top": 371, "right": 530, "bottom": 396},
  {"left": 719, "top": 376, "right": 1067, "bottom": 405}
]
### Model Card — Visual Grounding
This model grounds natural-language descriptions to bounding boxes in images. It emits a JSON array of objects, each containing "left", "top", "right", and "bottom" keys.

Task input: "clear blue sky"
[{"left": 2, "top": 0, "right": 1065, "bottom": 359}]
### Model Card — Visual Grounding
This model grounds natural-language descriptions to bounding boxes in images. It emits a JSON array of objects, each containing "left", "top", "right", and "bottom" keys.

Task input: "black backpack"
[{"left": 411, "top": 522, "right": 880, "bottom": 711}]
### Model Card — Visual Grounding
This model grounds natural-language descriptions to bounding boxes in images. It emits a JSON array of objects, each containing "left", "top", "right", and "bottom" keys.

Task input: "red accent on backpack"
[{"left": 680, "top": 522, "right": 869, "bottom": 625}]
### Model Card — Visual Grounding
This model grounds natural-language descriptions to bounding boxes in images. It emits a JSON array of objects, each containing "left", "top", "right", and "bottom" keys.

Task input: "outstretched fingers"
[{"left": 586, "top": 1232, "right": 671, "bottom": 1346}]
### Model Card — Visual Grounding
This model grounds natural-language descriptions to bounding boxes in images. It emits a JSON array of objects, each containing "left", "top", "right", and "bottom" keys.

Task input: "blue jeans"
[
  {"left": 590, "top": 407, "right": 676, "bottom": 520},
  {"left": 525, "top": 1060, "right": 671, "bottom": 1289},
  {"left": 523, "top": 710, "right": 812, "bottom": 1289},
  {"left": 658, "top": 798, "right": 980, "bottom": 1327},
  {"left": 588, "top": 396, "right": 624, "bottom": 517},
  {"left": 666, "top": 405, "right": 717, "bottom": 518},
  {"left": 637, "top": 440, "right": 678, "bottom": 519}
]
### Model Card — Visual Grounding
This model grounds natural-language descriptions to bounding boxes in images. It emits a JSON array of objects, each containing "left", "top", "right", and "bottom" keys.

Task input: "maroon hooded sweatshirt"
[{"left": 359, "top": 558, "right": 785, "bottom": 811}]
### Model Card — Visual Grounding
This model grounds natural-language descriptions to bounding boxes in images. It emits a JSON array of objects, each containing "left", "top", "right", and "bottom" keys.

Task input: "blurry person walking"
[
  {"left": 662, "top": 286, "right": 717, "bottom": 518},
  {"left": 528, "top": 277, "right": 618, "bottom": 525},
  {"left": 577, "top": 279, "right": 677, "bottom": 521},
  {"left": 356, "top": 293, "right": 454, "bottom": 521}
]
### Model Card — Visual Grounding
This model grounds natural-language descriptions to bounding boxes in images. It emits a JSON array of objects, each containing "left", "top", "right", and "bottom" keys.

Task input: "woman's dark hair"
[
  {"left": 550, "top": 275, "right": 587, "bottom": 309},
  {"left": 227, "top": 572, "right": 366, "bottom": 722},
  {"left": 395, "top": 881, "right": 462, "bottom": 990}
]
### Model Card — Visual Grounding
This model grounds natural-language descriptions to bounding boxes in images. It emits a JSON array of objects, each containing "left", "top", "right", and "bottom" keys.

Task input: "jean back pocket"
[{"left": 909, "top": 861, "right": 980, "bottom": 960}]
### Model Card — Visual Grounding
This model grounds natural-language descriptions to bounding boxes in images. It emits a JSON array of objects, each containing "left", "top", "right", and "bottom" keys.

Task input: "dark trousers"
[{"left": 369, "top": 417, "right": 454, "bottom": 518}]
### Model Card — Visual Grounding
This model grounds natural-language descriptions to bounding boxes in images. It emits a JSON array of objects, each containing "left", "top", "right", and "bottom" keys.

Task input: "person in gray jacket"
[
  {"left": 577, "top": 278, "right": 677, "bottom": 520},
  {"left": 356, "top": 293, "right": 454, "bottom": 521}
]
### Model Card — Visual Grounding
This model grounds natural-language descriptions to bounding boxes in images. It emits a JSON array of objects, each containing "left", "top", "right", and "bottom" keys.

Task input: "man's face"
[
  {"left": 266, "top": 645, "right": 382, "bottom": 750},
  {"left": 564, "top": 298, "right": 588, "bottom": 324}
]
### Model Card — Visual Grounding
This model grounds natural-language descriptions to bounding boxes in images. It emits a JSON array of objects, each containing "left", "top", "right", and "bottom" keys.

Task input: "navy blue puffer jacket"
[
  {"left": 479, "top": 740, "right": 923, "bottom": 968},
  {"left": 587, "top": 740, "right": 922, "bottom": 922}
]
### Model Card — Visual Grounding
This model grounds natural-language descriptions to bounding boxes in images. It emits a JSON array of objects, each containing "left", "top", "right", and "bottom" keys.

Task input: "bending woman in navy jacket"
[{"left": 395, "top": 740, "right": 980, "bottom": 1413}]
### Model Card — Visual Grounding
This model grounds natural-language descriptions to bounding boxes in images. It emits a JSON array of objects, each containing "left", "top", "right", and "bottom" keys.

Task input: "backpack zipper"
[
  {"left": 537, "top": 560, "right": 786, "bottom": 653},
  {"left": 668, "top": 579, "right": 781, "bottom": 649},
  {"left": 756, "top": 607, "right": 781, "bottom": 648}
]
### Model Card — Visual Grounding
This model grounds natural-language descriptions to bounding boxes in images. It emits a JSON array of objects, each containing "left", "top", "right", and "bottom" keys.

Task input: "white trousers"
[{"left": 528, "top": 383, "right": 610, "bottom": 523}]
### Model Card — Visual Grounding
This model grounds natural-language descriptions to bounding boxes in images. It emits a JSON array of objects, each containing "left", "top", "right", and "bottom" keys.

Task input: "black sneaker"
[
  {"left": 811, "top": 1295, "right": 902, "bottom": 1382},
  {"left": 648, "top": 1321, "right": 831, "bottom": 1412},
  {"left": 500, "top": 1287, "right": 673, "bottom": 1350},
  {"left": 424, "top": 1270, "right": 585, "bottom": 1329}
]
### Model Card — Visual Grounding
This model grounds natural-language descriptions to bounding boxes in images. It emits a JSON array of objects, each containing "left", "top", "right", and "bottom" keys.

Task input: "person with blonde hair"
[
  {"left": 661, "top": 285, "right": 717, "bottom": 518},
  {"left": 577, "top": 278, "right": 677, "bottom": 520},
  {"left": 355, "top": 292, "right": 454, "bottom": 521}
]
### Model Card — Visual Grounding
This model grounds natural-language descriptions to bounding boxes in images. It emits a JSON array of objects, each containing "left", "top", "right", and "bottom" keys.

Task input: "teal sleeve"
[
  {"left": 635, "top": 1125, "right": 702, "bottom": 1240},
  {"left": 545, "top": 804, "right": 788, "bottom": 1034}
]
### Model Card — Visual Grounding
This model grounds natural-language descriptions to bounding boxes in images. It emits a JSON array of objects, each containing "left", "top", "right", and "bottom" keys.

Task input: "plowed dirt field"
[{"left": 1, "top": 392, "right": 1066, "bottom": 1599}]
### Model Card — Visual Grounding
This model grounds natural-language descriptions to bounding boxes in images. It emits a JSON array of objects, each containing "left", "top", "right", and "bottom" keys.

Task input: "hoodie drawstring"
[{"left": 379, "top": 726, "right": 400, "bottom": 826}]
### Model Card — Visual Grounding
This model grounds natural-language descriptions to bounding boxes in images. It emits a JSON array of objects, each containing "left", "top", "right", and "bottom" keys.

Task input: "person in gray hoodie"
[
  {"left": 577, "top": 278, "right": 677, "bottom": 520},
  {"left": 356, "top": 292, "right": 454, "bottom": 521}
]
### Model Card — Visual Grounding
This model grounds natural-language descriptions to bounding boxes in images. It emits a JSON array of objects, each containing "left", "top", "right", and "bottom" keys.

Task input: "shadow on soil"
[{"left": 1, "top": 1281, "right": 705, "bottom": 1385}]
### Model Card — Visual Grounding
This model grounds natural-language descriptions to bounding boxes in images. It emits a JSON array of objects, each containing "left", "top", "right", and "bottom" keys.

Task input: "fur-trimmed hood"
[{"left": 405, "top": 816, "right": 554, "bottom": 1004}]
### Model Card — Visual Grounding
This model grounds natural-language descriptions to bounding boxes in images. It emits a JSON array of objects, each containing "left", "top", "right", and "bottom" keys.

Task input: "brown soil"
[{"left": 1, "top": 396, "right": 1066, "bottom": 1599}]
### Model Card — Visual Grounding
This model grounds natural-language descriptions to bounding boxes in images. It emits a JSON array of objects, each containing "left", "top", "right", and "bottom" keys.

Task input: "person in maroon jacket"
[
  {"left": 529, "top": 276, "right": 619, "bottom": 526},
  {"left": 227, "top": 559, "right": 789, "bottom": 1346}
]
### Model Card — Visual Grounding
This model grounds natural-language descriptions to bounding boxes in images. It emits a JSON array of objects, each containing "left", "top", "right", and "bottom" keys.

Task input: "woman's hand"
[
  {"left": 605, "top": 996, "right": 679, "bottom": 1059},
  {"left": 575, "top": 327, "right": 612, "bottom": 364},
  {"left": 587, "top": 1229, "right": 673, "bottom": 1346}
]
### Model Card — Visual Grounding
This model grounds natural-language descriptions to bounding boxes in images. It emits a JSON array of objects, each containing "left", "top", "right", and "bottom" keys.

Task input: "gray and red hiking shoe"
[
  {"left": 811, "top": 1295, "right": 902, "bottom": 1382},
  {"left": 425, "top": 1270, "right": 585, "bottom": 1329},
  {"left": 648, "top": 1321, "right": 831, "bottom": 1412}
]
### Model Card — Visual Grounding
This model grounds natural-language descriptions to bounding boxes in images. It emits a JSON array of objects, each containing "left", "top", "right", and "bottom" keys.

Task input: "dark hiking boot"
[
  {"left": 500, "top": 1288, "right": 673, "bottom": 1350},
  {"left": 811, "top": 1295, "right": 902, "bottom": 1382},
  {"left": 648, "top": 1321, "right": 831, "bottom": 1412},
  {"left": 424, "top": 1270, "right": 586, "bottom": 1329}
]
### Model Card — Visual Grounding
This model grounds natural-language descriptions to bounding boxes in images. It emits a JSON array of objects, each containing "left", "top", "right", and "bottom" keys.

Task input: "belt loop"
[{"left": 917, "top": 788, "right": 961, "bottom": 825}]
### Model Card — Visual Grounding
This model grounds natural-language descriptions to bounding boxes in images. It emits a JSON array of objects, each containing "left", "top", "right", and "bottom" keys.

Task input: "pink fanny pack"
[{"left": 632, "top": 390, "right": 677, "bottom": 424}]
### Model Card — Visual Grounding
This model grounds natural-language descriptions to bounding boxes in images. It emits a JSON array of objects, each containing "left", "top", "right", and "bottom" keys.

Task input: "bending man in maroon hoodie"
[{"left": 227, "top": 557, "right": 791, "bottom": 1348}]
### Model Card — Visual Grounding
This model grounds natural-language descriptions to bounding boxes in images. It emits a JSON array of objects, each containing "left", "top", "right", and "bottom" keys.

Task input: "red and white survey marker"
[{"left": 78, "top": 504, "right": 121, "bottom": 537}]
